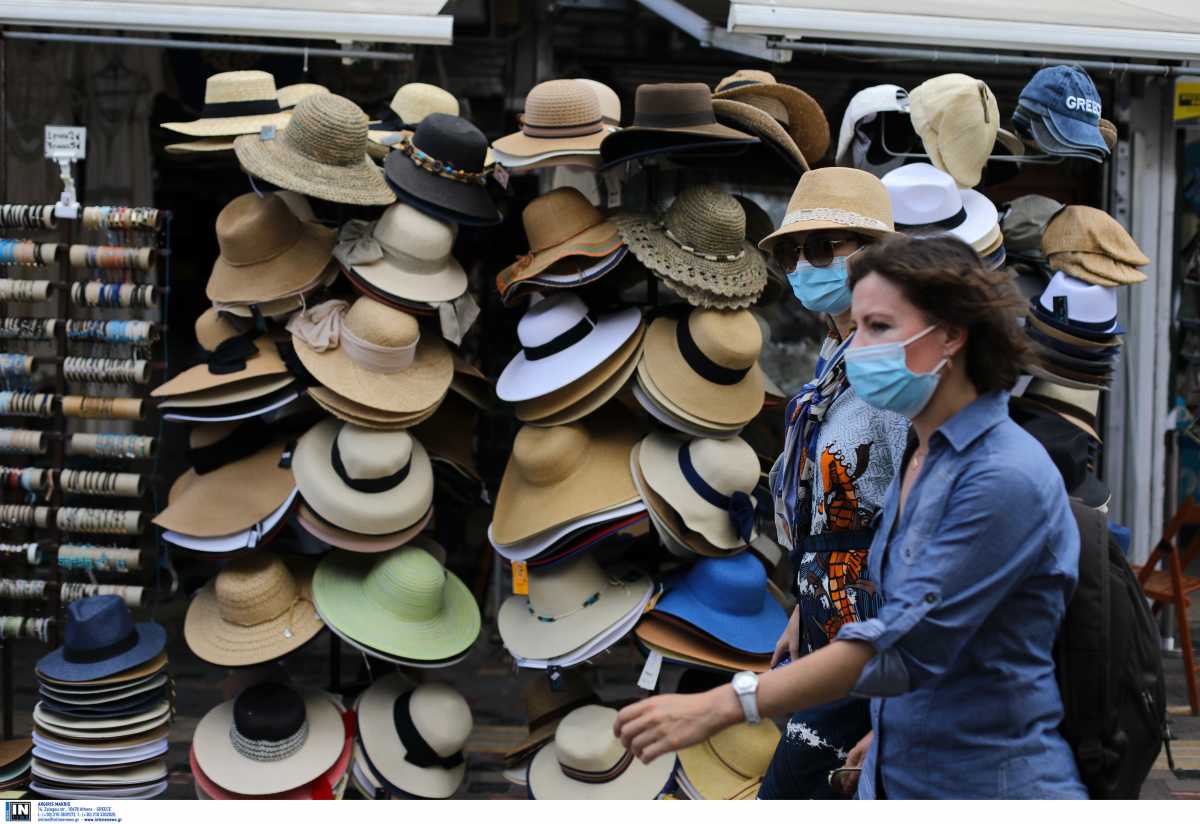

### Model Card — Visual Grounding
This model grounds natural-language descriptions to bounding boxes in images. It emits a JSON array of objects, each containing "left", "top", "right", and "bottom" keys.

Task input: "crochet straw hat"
[
  {"left": 152, "top": 309, "right": 288, "bottom": 399},
  {"left": 183, "top": 553, "right": 323, "bottom": 667},
  {"left": 312, "top": 546, "right": 481, "bottom": 661},
  {"left": 161, "top": 71, "right": 290, "bottom": 137},
  {"left": 493, "top": 79, "right": 607, "bottom": 159},
  {"left": 677, "top": 720, "right": 780, "bottom": 800},
  {"left": 712, "top": 70, "right": 830, "bottom": 163},
  {"left": 759, "top": 167, "right": 895, "bottom": 252},
  {"left": 234, "top": 94, "right": 396, "bottom": 206},
  {"left": 206, "top": 193, "right": 335, "bottom": 305},
  {"left": 496, "top": 188, "right": 623, "bottom": 292},
  {"left": 575, "top": 79, "right": 621, "bottom": 127},
  {"left": 616, "top": 186, "right": 767, "bottom": 306},
  {"left": 712, "top": 98, "right": 809, "bottom": 175}
]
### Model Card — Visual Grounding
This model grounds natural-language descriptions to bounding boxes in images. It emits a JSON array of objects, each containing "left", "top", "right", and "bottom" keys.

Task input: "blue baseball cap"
[{"left": 1018, "top": 66, "right": 1107, "bottom": 154}]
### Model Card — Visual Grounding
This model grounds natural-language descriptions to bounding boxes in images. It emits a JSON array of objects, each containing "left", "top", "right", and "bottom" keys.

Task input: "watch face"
[{"left": 732, "top": 672, "right": 755, "bottom": 692}]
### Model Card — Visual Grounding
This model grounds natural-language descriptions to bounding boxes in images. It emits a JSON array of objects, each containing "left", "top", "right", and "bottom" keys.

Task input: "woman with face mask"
[
  {"left": 613, "top": 234, "right": 1085, "bottom": 800},
  {"left": 758, "top": 169, "right": 911, "bottom": 799}
]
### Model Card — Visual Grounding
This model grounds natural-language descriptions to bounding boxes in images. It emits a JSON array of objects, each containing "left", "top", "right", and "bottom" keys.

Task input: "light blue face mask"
[
  {"left": 845, "top": 325, "right": 947, "bottom": 418},
  {"left": 786, "top": 255, "right": 854, "bottom": 314}
]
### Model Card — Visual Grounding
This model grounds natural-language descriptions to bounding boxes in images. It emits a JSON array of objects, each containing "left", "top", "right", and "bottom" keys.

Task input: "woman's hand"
[
  {"left": 613, "top": 687, "right": 744, "bottom": 763},
  {"left": 832, "top": 731, "right": 873, "bottom": 798},
  {"left": 771, "top": 606, "right": 801, "bottom": 668}
]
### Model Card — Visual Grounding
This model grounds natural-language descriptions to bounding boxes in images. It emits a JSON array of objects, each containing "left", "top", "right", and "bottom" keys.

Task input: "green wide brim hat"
[{"left": 312, "top": 547, "right": 481, "bottom": 661}]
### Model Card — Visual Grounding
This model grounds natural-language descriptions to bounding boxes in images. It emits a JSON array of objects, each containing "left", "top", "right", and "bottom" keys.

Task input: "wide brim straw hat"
[
  {"left": 33, "top": 699, "right": 171, "bottom": 736},
  {"left": 490, "top": 408, "right": 642, "bottom": 545},
  {"left": 677, "top": 720, "right": 780, "bottom": 800},
  {"left": 152, "top": 310, "right": 288, "bottom": 399},
  {"left": 306, "top": 385, "right": 440, "bottom": 431},
  {"left": 293, "top": 418, "right": 433, "bottom": 536},
  {"left": 634, "top": 366, "right": 747, "bottom": 437},
  {"left": 162, "top": 71, "right": 291, "bottom": 137},
  {"left": 157, "top": 375, "right": 295, "bottom": 410},
  {"left": 712, "top": 70, "right": 830, "bottom": 162},
  {"left": 1024, "top": 309, "right": 1122, "bottom": 350},
  {"left": 296, "top": 502, "right": 432, "bottom": 554},
  {"left": 192, "top": 689, "right": 344, "bottom": 796},
  {"left": 356, "top": 676, "right": 471, "bottom": 799},
  {"left": 1047, "top": 250, "right": 1146, "bottom": 286},
  {"left": 759, "top": 167, "right": 895, "bottom": 252},
  {"left": 515, "top": 323, "right": 645, "bottom": 424},
  {"left": 166, "top": 138, "right": 237, "bottom": 155},
  {"left": 712, "top": 99, "right": 809, "bottom": 174},
  {"left": 497, "top": 192, "right": 624, "bottom": 289},
  {"left": 183, "top": 555, "right": 324, "bottom": 668},
  {"left": 279, "top": 83, "right": 330, "bottom": 110},
  {"left": 313, "top": 547, "right": 481, "bottom": 661},
  {"left": 631, "top": 442, "right": 733, "bottom": 558},
  {"left": 349, "top": 249, "right": 467, "bottom": 307},
  {"left": 1025, "top": 361, "right": 1111, "bottom": 391},
  {"left": 234, "top": 94, "right": 396, "bottom": 207},
  {"left": 153, "top": 423, "right": 295, "bottom": 538},
  {"left": 639, "top": 311, "right": 765, "bottom": 427},
  {"left": 189, "top": 735, "right": 352, "bottom": 801}
]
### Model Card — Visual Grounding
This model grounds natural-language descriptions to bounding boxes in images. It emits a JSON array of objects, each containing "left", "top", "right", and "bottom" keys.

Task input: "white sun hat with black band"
[
  {"left": 882, "top": 162, "right": 998, "bottom": 252},
  {"left": 161, "top": 71, "right": 290, "bottom": 138},
  {"left": 496, "top": 293, "right": 641, "bottom": 403}
]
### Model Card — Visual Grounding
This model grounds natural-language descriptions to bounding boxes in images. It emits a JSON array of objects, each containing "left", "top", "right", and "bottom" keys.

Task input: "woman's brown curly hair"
[{"left": 847, "top": 233, "right": 1030, "bottom": 394}]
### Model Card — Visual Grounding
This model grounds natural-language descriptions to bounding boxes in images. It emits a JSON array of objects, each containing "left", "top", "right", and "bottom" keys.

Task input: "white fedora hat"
[
  {"left": 497, "top": 293, "right": 641, "bottom": 402},
  {"left": 1037, "top": 271, "right": 1118, "bottom": 329},
  {"left": 882, "top": 162, "right": 998, "bottom": 251}
]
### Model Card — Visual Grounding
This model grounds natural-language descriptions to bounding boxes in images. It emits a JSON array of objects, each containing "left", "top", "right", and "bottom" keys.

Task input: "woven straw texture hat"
[
  {"left": 575, "top": 79, "right": 621, "bottom": 126},
  {"left": 152, "top": 309, "right": 288, "bottom": 399},
  {"left": 908, "top": 73, "right": 1000, "bottom": 189},
  {"left": 296, "top": 502, "right": 432, "bottom": 555},
  {"left": 306, "top": 384, "right": 440, "bottom": 431},
  {"left": 1042, "top": 205, "right": 1148, "bottom": 285},
  {"left": 759, "top": 167, "right": 895, "bottom": 252},
  {"left": 711, "top": 98, "right": 809, "bottom": 175},
  {"left": 616, "top": 186, "right": 767, "bottom": 307},
  {"left": 635, "top": 613, "right": 770, "bottom": 672},
  {"left": 678, "top": 720, "right": 780, "bottom": 800},
  {"left": 183, "top": 553, "right": 323, "bottom": 667},
  {"left": 162, "top": 71, "right": 290, "bottom": 137},
  {"left": 368, "top": 83, "right": 460, "bottom": 158},
  {"left": 234, "top": 94, "right": 395, "bottom": 206},
  {"left": 712, "top": 70, "right": 830, "bottom": 163},
  {"left": 493, "top": 80, "right": 607, "bottom": 158},
  {"left": 497, "top": 187, "right": 623, "bottom": 292},
  {"left": 279, "top": 83, "right": 330, "bottom": 110}
]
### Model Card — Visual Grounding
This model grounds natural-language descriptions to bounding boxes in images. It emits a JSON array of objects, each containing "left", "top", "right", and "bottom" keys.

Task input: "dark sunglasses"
[{"left": 778, "top": 235, "right": 862, "bottom": 268}]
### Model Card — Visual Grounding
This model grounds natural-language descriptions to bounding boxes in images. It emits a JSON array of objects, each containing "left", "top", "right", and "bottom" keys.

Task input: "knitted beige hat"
[
  {"left": 162, "top": 71, "right": 290, "bottom": 137},
  {"left": 234, "top": 94, "right": 396, "bottom": 206}
]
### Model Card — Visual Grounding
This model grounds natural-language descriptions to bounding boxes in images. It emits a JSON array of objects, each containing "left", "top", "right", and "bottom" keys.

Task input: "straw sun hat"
[
  {"left": 616, "top": 186, "right": 767, "bottom": 309},
  {"left": 162, "top": 71, "right": 290, "bottom": 138},
  {"left": 183, "top": 553, "right": 324, "bottom": 668},
  {"left": 234, "top": 94, "right": 395, "bottom": 207},
  {"left": 678, "top": 720, "right": 780, "bottom": 799},
  {"left": 151, "top": 309, "right": 288, "bottom": 399},
  {"left": 368, "top": 83, "right": 460, "bottom": 158},
  {"left": 759, "top": 167, "right": 895, "bottom": 252},
  {"left": 711, "top": 98, "right": 809, "bottom": 176},
  {"left": 493, "top": 79, "right": 607, "bottom": 160},
  {"left": 713, "top": 70, "right": 830, "bottom": 163}
]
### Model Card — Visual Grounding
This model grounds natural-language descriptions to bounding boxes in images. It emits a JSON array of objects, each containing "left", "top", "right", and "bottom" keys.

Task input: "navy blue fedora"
[{"left": 36, "top": 596, "right": 166, "bottom": 683}]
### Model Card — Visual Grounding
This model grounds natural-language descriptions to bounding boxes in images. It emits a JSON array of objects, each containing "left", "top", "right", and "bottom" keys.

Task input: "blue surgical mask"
[
  {"left": 786, "top": 256, "right": 853, "bottom": 314},
  {"left": 845, "top": 325, "right": 947, "bottom": 418}
]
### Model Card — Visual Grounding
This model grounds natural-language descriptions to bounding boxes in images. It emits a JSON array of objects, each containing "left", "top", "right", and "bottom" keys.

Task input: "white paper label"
[
  {"left": 493, "top": 163, "right": 511, "bottom": 190},
  {"left": 45, "top": 126, "right": 87, "bottom": 161},
  {"left": 637, "top": 649, "right": 663, "bottom": 691}
]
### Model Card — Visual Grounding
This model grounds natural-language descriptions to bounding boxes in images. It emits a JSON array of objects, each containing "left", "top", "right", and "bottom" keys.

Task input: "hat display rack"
[{"left": 0, "top": 190, "right": 171, "bottom": 752}]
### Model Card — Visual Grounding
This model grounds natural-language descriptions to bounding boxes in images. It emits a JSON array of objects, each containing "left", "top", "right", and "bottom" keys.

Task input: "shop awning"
[
  {"left": 726, "top": 0, "right": 1200, "bottom": 60},
  {"left": 0, "top": 0, "right": 454, "bottom": 46}
]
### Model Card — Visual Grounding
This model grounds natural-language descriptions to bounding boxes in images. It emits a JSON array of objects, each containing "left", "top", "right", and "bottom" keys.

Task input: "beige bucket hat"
[
  {"left": 161, "top": 71, "right": 290, "bottom": 137},
  {"left": 527, "top": 705, "right": 674, "bottom": 799},
  {"left": 493, "top": 80, "right": 608, "bottom": 159},
  {"left": 234, "top": 94, "right": 396, "bottom": 206},
  {"left": 491, "top": 410, "right": 641, "bottom": 545},
  {"left": 712, "top": 70, "right": 830, "bottom": 163},
  {"left": 206, "top": 193, "right": 335, "bottom": 305},
  {"left": 183, "top": 553, "right": 323, "bottom": 667},
  {"left": 289, "top": 297, "right": 453, "bottom": 415},
  {"left": 293, "top": 418, "right": 433, "bottom": 536},
  {"left": 908, "top": 73, "right": 1000, "bottom": 189},
  {"left": 152, "top": 309, "right": 288, "bottom": 399},
  {"left": 759, "top": 167, "right": 895, "bottom": 252}
]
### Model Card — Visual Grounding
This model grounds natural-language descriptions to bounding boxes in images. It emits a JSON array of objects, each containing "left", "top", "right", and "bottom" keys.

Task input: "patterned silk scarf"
[{"left": 770, "top": 332, "right": 854, "bottom": 550}]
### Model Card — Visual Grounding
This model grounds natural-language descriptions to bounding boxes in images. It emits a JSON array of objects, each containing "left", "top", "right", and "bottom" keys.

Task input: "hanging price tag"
[
  {"left": 637, "top": 649, "right": 663, "bottom": 691},
  {"left": 511, "top": 560, "right": 529, "bottom": 595},
  {"left": 44, "top": 126, "right": 87, "bottom": 161},
  {"left": 493, "top": 163, "right": 511, "bottom": 191}
]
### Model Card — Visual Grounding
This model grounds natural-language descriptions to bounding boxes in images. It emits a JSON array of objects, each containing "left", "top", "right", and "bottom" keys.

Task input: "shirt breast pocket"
[{"left": 896, "top": 474, "right": 951, "bottom": 565}]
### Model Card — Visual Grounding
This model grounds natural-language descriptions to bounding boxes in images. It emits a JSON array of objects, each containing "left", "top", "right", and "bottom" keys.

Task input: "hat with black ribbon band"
[
  {"left": 393, "top": 690, "right": 465, "bottom": 770},
  {"left": 894, "top": 207, "right": 967, "bottom": 233},
  {"left": 200, "top": 99, "right": 283, "bottom": 119},
  {"left": 675, "top": 316, "right": 750, "bottom": 386},
  {"left": 62, "top": 626, "right": 140, "bottom": 664},
  {"left": 524, "top": 312, "right": 596, "bottom": 362},
  {"left": 277, "top": 340, "right": 320, "bottom": 388},
  {"left": 677, "top": 443, "right": 764, "bottom": 542},
  {"left": 196, "top": 330, "right": 260, "bottom": 376},
  {"left": 188, "top": 418, "right": 274, "bottom": 475},
  {"left": 330, "top": 424, "right": 411, "bottom": 494},
  {"left": 355, "top": 736, "right": 420, "bottom": 799}
]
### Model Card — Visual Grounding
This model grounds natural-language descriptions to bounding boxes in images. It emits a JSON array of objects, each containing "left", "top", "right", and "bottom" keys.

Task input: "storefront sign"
[{"left": 1175, "top": 76, "right": 1200, "bottom": 123}]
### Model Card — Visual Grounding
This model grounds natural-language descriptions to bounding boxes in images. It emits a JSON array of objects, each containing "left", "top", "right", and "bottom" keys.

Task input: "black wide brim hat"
[
  {"left": 383, "top": 165, "right": 502, "bottom": 227},
  {"left": 599, "top": 131, "right": 759, "bottom": 170}
]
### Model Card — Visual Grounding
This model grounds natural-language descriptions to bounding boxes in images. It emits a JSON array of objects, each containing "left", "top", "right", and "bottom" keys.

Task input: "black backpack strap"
[
  {"left": 1064, "top": 500, "right": 1112, "bottom": 782},
  {"left": 787, "top": 528, "right": 875, "bottom": 588}
]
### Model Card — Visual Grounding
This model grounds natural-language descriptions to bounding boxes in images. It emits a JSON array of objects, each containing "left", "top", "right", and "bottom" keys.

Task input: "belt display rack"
[{"left": 0, "top": 196, "right": 170, "bottom": 737}]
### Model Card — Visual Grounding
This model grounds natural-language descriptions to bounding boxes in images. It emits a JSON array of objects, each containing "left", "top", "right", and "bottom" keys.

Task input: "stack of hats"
[
  {"left": 634, "top": 307, "right": 766, "bottom": 437},
  {"left": 526, "top": 705, "right": 675, "bottom": 799},
  {"left": 235, "top": 93, "right": 396, "bottom": 206},
  {"left": 0, "top": 739, "right": 31, "bottom": 793},
  {"left": 631, "top": 431, "right": 763, "bottom": 558},
  {"left": 503, "top": 670, "right": 599, "bottom": 786},
  {"left": 496, "top": 294, "right": 643, "bottom": 425},
  {"left": 600, "top": 83, "right": 758, "bottom": 169},
  {"left": 153, "top": 309, "right": 300, "bottom": 423},
  {"left": 183, "top": 552, "right": 326, "bottom": 668},
  {"left": 368, "top": 82, "right": 460, "bottom": 159},
  {"left": 635, "top": 554, "right": 786, "bottom": 676},
  {"left": 492, "top": 80, "right": 610, "bottom": 172},
  {"left": 352, "top": 675, "right": 473, "bottom": 799},
  {"left": 1041, "top": 204, "right": 1149, "bottom": 287},
  {"left": 32, "top": 597, "right": 170, "bottom": 800},
  {"left": 1013, "top": 65, "right": 1109, "bottom": 162},
  {"left": 883, "top": 162, "right": 1005, "bottom": 269},
  {"left": 154, "top": 420, "right": 297, "bottom": 554},
  {"left": 488, "top": 408, "right": 646, "bottom": 567},
  {"left": 674, "top": 719, "right": 780, "bottom": 800},
  {"left": 1002, "top": 194, "right": 1064, "bottom": 267},
  {"left": 1024, "top": 270, "right": 1123, "bottom": 390},
  {"left": 292, "top": 419, "right": 434, "bottom": 552},
  {"left": 191, "top": 681, "right": 352, "bottom": 800},
  {"left": 710, "top": 69, "right": 827, "bottom": 177},
  {"left": 313, "top": 544, "right": 481, "bottom": 666},
  {"left": 288, "top": 296, "right": 454, "bottom": 430},
  {"left": 495, "top": 188, "right": 627, "bottom": 305},
  {"left": 616, "top": 185, "right": 768, "bottom": 309},
  {"left": 162, "top": 70, "right": 291, "bottom": 155}
]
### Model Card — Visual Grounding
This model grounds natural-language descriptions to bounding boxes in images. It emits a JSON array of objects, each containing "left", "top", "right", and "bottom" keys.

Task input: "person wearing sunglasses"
[
  {"left": 614, "top": 234, "right": 1085, "bottom": 799},
  {"left": 750, "top": 169, "right": 910, "bottom": 799}
]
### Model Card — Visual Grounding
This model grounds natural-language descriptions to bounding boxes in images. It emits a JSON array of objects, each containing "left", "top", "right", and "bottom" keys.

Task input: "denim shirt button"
[{"left": 924, "top": 593, "right": 937, "bottom": 604}]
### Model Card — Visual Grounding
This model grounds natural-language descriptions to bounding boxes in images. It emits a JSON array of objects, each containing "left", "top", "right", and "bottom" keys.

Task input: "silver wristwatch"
[{"left": 731, "top": 671, "right": 761, "bottom": 725}]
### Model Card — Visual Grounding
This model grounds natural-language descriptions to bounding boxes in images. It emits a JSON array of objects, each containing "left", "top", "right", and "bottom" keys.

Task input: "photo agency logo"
[{"left": 4, "top": 801, "right": 30, "bottom": 822}]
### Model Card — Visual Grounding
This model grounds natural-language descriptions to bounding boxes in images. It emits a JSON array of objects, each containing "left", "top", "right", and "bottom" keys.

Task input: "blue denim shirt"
[{"left": 834, "top": 391, "right": 1086, "bottom": 799}]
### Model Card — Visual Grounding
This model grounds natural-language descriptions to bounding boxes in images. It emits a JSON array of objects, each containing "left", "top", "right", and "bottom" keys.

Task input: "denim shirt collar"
[{"left": 936, "top": 390, "right": 1011, "bottom": 453}]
